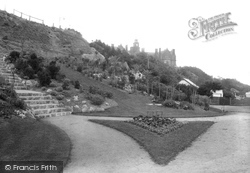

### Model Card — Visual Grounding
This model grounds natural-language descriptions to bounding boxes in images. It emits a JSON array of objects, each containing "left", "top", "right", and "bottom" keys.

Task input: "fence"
[{"left": 13, "top": 9, "right": 44, "bottom": 24}]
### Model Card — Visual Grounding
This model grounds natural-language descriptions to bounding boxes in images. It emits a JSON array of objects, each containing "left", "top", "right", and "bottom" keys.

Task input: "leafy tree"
[
  {"left": 46, "top": 61, "right": 60, "bottom": 79},
  {"left": 197, "top": 81, "right": 223, "bottom": 97}
]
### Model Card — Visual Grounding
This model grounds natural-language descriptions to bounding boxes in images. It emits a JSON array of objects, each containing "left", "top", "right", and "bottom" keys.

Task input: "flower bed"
[{"left": 127, "top": 115, "right": 183, "bottom": 136}]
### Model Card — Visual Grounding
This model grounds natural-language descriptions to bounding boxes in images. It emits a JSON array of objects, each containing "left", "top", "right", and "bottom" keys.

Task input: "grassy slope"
[
  {"left": 0, "top": 117, "right": 71, "bottom": 166},
  {"left": 60, "top": 65, "right": 223, "bottom": 117},
  {"left": 89, "top": 119, "right": 214, "bottom": 165}
]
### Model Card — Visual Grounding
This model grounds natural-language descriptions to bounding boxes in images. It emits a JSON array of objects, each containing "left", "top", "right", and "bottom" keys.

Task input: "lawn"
[
  {"left": 0, "top": 117, "right": 71, "bottom": 167},
  {"left": 89, "top": 119, "right": 214, "bottom": 165}
]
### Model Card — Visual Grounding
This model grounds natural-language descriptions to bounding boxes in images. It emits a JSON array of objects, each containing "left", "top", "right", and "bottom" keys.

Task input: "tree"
[{"left": 197, "top": 81, "right": 223, "bottom": 97}]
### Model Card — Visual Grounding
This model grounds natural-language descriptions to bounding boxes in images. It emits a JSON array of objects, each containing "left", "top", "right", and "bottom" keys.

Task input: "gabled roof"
[{"left": 179, "top": 78, "right": 199, "bottom": 88}]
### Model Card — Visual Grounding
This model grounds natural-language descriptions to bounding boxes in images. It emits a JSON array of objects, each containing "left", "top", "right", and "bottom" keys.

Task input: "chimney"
[
  {"left": 125, "top": 45, "right": 128, "bottom": 51},
  {"left": 159, "top": 48, "right": 162, "bottom": 60},
  {"left": 155, "top": 48, "right": 158, "bottom": 58}
]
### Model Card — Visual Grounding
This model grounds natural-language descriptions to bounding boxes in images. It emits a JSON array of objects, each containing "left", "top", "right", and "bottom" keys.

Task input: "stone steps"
[
  {"left": 35, "top": 111, "right": 71, "bottom": 118},
  {"left": 19, "top": 95, "right": 53, "bottom": 100},
  {"left": 33, "top": 107, "right": 69, "bottom": 115},
  {"left": 25, "top": 99, "right": 59, "bottom": 105},
  {"left": 30, "top": 103, "right": 63, "bottom": 110},
  {"left": 0, "top": 55, "right": 72, "bottom": 118}
]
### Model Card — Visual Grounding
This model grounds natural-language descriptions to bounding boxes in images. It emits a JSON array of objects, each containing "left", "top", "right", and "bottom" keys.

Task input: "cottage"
[
  {"left": 246, "top": 91, "right": 250, "bottom": 98},
  {"left": 212, "top": 90, "right": 223, "bottom": 97}
]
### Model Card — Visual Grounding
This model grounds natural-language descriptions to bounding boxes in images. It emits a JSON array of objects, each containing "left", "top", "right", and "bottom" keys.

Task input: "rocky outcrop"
[{"left": 0, "top": 10, "right": 92, "bottom": 58}]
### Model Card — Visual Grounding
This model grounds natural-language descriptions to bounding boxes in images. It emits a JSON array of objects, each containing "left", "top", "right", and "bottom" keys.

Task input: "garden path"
[{"left": 46, "top": 110, "right": 250, "bottom": 173}]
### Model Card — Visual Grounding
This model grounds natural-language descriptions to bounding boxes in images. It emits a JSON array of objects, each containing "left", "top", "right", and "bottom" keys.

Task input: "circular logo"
[{"left": 5, "top": 165, "right": 11, "bottom": 171}]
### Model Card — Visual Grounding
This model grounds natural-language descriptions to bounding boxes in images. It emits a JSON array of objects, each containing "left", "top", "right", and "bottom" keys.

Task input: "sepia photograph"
[{"left": 0, "top": 0, "right": 249, "bottom": 172}]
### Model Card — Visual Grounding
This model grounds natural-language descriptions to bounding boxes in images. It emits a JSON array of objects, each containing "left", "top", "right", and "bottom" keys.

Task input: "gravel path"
[{"left": 46, "top": 111, "right": 250, "bottom": 173}]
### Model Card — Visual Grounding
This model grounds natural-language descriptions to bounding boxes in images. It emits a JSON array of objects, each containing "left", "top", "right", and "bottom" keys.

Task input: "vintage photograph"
[{"left": 0, "top": 0, "right": 249, "bottom": 172}]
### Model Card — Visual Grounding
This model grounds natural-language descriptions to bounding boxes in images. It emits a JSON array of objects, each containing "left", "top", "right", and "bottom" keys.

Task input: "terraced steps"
[{"left": 1, "top": 55, "right": 72, "bottom": 118}]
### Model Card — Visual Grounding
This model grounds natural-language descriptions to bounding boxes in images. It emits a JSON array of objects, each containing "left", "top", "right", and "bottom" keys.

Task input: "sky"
[{"left": 1, "top": 0, "right": 250, "bottom": 85}]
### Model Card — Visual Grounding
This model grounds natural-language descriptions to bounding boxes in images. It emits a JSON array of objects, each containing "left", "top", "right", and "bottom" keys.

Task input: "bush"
[
  {"left": 0, "top": 75, "right": 6, "bottom": 86},
  {"left": 103, "top": 91, "right": 113, "bottom": 99},
  {"left": 56, "top": 73, "right": 66, "bottom": 82},
  {"left": 56, "top": 95, "right": 64, "bottom": 100},
  {"left": 37, "top": 70, "right": 51, "bottom": 86},
  {"left": 163, "top": 100, "right": 178, "bottom": 109},
  {"left": 23, "top": 66, "right": 35, "bottom": 79},
  {"left": 172, "top": 91, "right": 187, "bottom": 101},
  {"left": 62, "top": 78, "right": 70, "bottom": 90},
  {"left": 49, "top": 82, "right": 57, "bottom": 88},
  {"left": 27, "top": 53, "right": 41, "bottom": 72},
  {"left": 137, "top": 83, "right": 147, "bottom": 92},
  {"left": 50, "top": 91, "right": 58, "bottom": 96},
  {"left": 77, "top": 66, "right": 83, "bottom": 72},
  {"left": 12, "top": 99, "right": 27, "bottom": 110},
  {"left": 62, "top": 91, "right": 71, "bottom": 98},
  {"left": 89, "top": 94, "right": 105, "bottom": 106},
  {"left": 41, "top": 87, "right": 47, "bottom": 91},
  {"left": 0, "top": 92, "right": 8, "bottom": 101},
  {"left": 55, "top": 86, "right": 63, "bottom": 92},
  {"left": 46, "top": 61, "right": 60, "bottom": 79},
  {"left": 180, "top": 101, "right": 194, "bottom": 110},
  {"left": 7, "top": 51, "right": 20, "bottom": 63},
  {"left": 74, "top": 80, "right": 80, "bottom": 89},
  {"left": 88, "top": 86, "right": 100, "bottom": 95},
  {"left": 14, "top": 58, "right": 28, "bottom": 70}
]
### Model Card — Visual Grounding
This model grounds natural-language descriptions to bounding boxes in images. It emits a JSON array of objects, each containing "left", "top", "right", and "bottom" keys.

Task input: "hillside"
[
  {"left": 0, "top": 10, "right": 92, "bottom": 58},
  {"left": 179, "top": 66, "right": 250, "bottom": 94},
  {"left": 178, "top": 66, "right": 213, "bottom": 86}
]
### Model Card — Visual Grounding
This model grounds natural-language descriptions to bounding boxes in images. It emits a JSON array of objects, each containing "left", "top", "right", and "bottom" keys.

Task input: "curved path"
[{"left": 45, "top": 111, "right": 250, "bottom": 173}]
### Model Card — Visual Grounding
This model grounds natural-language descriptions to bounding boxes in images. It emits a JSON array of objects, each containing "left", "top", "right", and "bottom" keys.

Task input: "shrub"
[
  {"left": 49, "top": 82, "right": 57, "bottom": 87},
  {"left": 137, "top": 83, "right": 147, "bottom": 92},
  {"left": 56, "top": 73, "right": 66, "bottom": 82},
  {"left": 62, "top": 78, "right": 70, "bottom": 90},
  {"left": 28, "top": 53, "right": 42, "bottom": 72},
  {"left": 14, "top": 58, "right": 28, "bottom": 70},
  {"left": 62, "top": 91, "right": 71, "bottom": 98},
  {"left": 23, "top": 66, "right": 35, "bottom": 79},
  {"left": 55, "top": 86, "right": 63, "bottom": 92},
  {"left": 89, "top": 94, "right": 105, "bottom": 106},
  {"left": 37, "top": 70, "right": 51, "bottom": 86},
  {"left": 77, "top": 66, "right": 83, "bottom": 72},
  {"left": 46, "top": 61, "right": 60, "bottom": 79},
  {"left": 41, "top": 87, "right": 47, "bottom": 91},
  {"left": 74, "top": 80, "right": 80, "bottom": 89},
  {"left": 56, "top": 95, "right": 64, "bottom": 100},
  {"left": 12, "top": 99, "right": 27, "bottom": 110},
  {"left": 50, "top": 91, "right": 58, "bottom": 96},
  {"left": 163, "top": 100, "right": 178, "bottom": 109},
  {"left": 180, "top": 101, "right": 195, "bottom": 110},
  {"left": 88, "top": 86, "right": 100, "bottom": 95},
  {"left": 0, "top": 92, "right": 8, "bottom": 101},
  {"left": 204, "top": 102, "right": 209, "bottom": 111},
  {"left": 103, "top": 91, "right": 113, "bottom": 99},
  {"left": 0, "top": 75, "right": 6, "bottom": 86},
  {"left": 7, "top": 51, "right": 20, "bottom": 63}
]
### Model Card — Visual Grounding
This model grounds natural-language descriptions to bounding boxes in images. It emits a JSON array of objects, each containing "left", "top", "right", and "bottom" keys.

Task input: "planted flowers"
[{"left": 127, "top": 115, "right": 183, "bottom": 136}]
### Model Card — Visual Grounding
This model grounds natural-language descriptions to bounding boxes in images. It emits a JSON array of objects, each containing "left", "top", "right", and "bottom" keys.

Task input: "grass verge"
[
  {"left": 0, "top": 117, "right": 71, "bottom": 167},
  {"left": 89, "top": 119, "right": 214, "bottom": 165}
]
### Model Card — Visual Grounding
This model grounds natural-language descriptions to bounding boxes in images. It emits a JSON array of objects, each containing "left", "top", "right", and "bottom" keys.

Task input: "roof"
[{"left": 179, "top": 78, "right": 199, "bottom": 88}]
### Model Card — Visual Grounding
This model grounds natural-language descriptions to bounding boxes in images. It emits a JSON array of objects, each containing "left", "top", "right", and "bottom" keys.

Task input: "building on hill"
[
  {"left": 246, "top": 91, "right": 250, "bottom": 98},
  {"left": 155, "top": 48, "right": 176, "bottom": 66},
  {"left": 129, "top": 39, "right": 140, "bottom": 55},
  {"left": 212, "top": 90, "right": 223, "bottom": 97}
]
